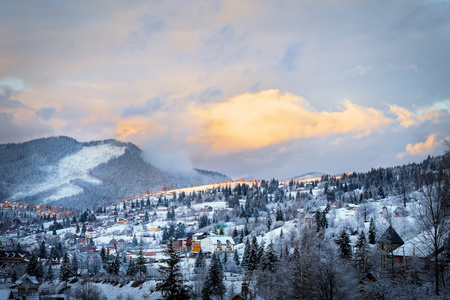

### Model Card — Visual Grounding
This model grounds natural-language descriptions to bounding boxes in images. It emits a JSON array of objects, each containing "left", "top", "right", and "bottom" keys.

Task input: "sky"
[{"left": 1, "top": 0, "right": 450, "bottom": 180}]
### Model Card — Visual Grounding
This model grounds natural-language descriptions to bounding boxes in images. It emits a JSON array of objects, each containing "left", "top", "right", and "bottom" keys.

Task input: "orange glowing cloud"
[
  {"left": 397, "top": 134, "right": 440, "bottom": 158},
  {"left": 389, "top": 104, "right": 449, "bottom": 128},
  {"left": 116, "top": 117, "right": 167, "bottom": 141},
  {"left": 189, "top": 89, "right": 392, "bottom": 153}
]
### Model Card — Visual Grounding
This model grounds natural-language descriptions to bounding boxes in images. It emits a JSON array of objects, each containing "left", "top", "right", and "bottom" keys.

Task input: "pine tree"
[
  {"left": 132, "top": 234, "right": 138, "bottom": 247},
  {"left": 260, "top": 241, "right": 278, "bottom": 272},
  {"left": 266, "top": 216, "right": 272, "bottom": 231},
  {"left": 248, "top": 236, "right": 260, "bottom": 271},
  {"left": 39, "top": 241, "right": 46, "bottom": 259},
  {"left": 234, "top": 250, "right": 240, "bottom": 266},
  {"left": 321, "top": 212, "right": 328, "bottom": 229},
  {"left": 100, "top": 246, "right": 107, "bottom": 265},
  {"left": 71, "top": 253, "right": 79, "bottom": 276},
  {"left": 368, "top": 218, "right": 376, "bottom": 244},
  {"left": 241, "top": 239, "right": 251, "bottom": 270},
  {"left": 156, "top": 241, "right": 190, "bottom": 299},
  {"left": 355, "top": 230, "right": 368, "bottom": 272},
  {"left": 276, "top": 209, "right": 284, "bottom": 221},
  {"left": 315, "top": 211, "right": 322, "bottom": 232},
  {"left": 126, "top": 258, "right": 137, "bottom": 277},
  {"left": 136, "top": 245, "right": 147, "bottom": 280},
  {"left": 26, "top": 253, "right": 38, "bottom": 276},
  {"left": 112, "top": 254, "right": 121, "bottom": 276},
  {"left": 194, "top": 248, "right": 204, "bottom": 273},
  {"left": 202, "top": 252, "right": 226, "bottom": 300},
  {"left": 60, "top": 253, "right": 72, "bottom": 281},
  {"left": 45, "top": 263, "right": 53, "bottom": 282},
  {"left": 336, "top": 229, "right": 352, "bottom": 259}
]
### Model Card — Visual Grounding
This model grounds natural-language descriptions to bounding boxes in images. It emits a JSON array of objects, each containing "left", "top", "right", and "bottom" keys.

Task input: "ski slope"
[{"left": 11, "top": 144, "right": 126, "bottom": 203}]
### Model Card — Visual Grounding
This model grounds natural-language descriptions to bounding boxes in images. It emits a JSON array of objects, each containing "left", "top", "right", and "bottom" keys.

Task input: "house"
[
  {"left": 392, "top": 231, "right": 446, "bottom": 276},
  {"left": 14, "top": 273, "right": 40, "bottom": 296},
  {"left": 377, "top": 226, "right": 404, "bottom": 252},
  {"left": 0, "top": 250, "right": 32, "bottom": 266},
  {"left": 201, "top": 235, "right": 235, "bottom": 254},
  {"left": 394, "top": 207, "right": 408, "bottom": 217},
  {"left": 377, "top": 225, "right": 404, "bottom": 272},
  {"left": 85, "top": 230, "right": 97, "bottom": 239}
]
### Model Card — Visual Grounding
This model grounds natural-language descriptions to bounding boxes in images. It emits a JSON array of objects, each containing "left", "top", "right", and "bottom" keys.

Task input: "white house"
[{"left": 201, "top": 235, "right": 235, "bottom": 254}]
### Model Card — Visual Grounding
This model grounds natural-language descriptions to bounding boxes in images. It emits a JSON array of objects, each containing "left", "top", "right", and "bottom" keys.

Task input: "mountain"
[
  {"left": 0, "top": 136, "right": 230, "bottom": 209},
  {"left": 290, "top": 172, "right": 324, "bottom": 181}
]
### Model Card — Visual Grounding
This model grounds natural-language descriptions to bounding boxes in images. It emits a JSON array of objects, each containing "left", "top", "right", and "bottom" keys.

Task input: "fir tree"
[
  {"left": 233, "top": 250, "right": 240, "bottom": 266},
  {"left": 266, "top": 216, "right": 272, "bottom": 231},
  {"left": 71, "top": 253, "right": 79, "bottom": 276},
  {"left": 241, "top": 239, "right": 251, "bottom": 270},
  {"left": 136, "top": 245, "right": 147, "bottom": 280},
  {"left": 315, "top": 211, "right": 322, "bottom": 232},
  {"left": 100, "top": 246, "right": 107, "bottom": 265},
  {"left": 260, "top": 241, "right": 278, "bottom": 272},
  {"left": 111, "top": 254, "right": 121, "bottom": 276},
  {"left": 132, "top": 234, "right": 138, "bottom": 247},
  {"left": 275, "top": 209, "right": 284, "bottom": 221},
  {"left": 126, "top": 258, "right": 137, "bottom": 277},
  {"left": 321, "top": 212, "right": 328, "bottom": 229},
  {"left": 202, "top": 252, "right": 226, "bottom": 300},
  {"left": 26, "top": 253, "right": 38, "bottom": 276},
  {"left": 60, "top": 253, "right": 72, "bottom": 281},
  {"left": 45, "top": 263, "right": 53, "bottom": 282},
  {"left": 39, "top": 241, "right": 46, "bottom": 259},
  {"left": 355, "top": 230, "right": 368, "bottom": 272},
  {"left": 156, "top": 241, "right": 190, "bottom": 299},
  {"left": 248, "top": 236, "right": 260, "bottom": 271},
  {"left": 194, "top": 248, "right": 204, "bottom": 273},
  {"left": 368, "top": 218, "right": 376, "bottom": 244},
  {"left": 336, "top": 229, "right": 352, "bottom": 259}
]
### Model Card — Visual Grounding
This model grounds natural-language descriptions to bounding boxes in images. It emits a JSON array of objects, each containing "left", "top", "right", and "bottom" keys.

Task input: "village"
[{"left": 0, "top": 171, "right": 444, "bottom": 300}]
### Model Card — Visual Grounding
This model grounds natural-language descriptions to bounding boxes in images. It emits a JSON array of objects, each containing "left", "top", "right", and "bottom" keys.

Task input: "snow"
[{"left": 10, "top": 144, "right": 126, "bottom": 203}]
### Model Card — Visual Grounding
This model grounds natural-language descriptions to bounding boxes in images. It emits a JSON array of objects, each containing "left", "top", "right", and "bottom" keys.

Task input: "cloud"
[
  {"left": 115, "top": 117, "right": 167, "bottom": 141},
  {"left": 397, "top": 134, "right": 441, "bottom": 158},
  {"left": 120, "top": 97, "right": 167, "bottom": 118},
  {"left": 389, "top": 103, "right": 450, "bottom": 128},
  {"left": 189, "top": 89, "right": 392, "bottom": 153},
  {"left": 0, "top": 76, "right": 28, "bottom": 109},
  {"left": 0, "top": 112, "right": 52, "bottom": 143},
  {"left": 35, "top": 107, "right": 56, "bottom": 120}
]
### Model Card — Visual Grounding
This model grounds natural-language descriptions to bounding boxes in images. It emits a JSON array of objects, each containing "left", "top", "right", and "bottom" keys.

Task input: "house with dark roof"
[{"left": 377, "top": 225, "right": 404, "bottom": 252}]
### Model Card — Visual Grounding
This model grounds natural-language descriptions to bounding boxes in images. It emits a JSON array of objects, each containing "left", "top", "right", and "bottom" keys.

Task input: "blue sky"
[{"left": 1, "top": 0, "right": 449, "bottom": 179}]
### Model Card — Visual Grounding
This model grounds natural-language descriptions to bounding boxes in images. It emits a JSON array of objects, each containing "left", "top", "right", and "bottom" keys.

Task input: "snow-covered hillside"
[
  {"left": 10, "top": 144, "right": 126, "bottom": 203},
  {"left": 0, "top": 136, "right": 231, "bottom": 209}
]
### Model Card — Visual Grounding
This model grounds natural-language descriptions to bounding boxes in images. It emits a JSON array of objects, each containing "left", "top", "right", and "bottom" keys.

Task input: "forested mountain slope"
[{"left": 0, "top": 136, "right": 230, "bottom": 209}]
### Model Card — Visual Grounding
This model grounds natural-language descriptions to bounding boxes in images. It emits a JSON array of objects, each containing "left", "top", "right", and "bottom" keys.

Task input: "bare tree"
[{"left": 414, "top": 167, "right": 449, "bottom": 295}]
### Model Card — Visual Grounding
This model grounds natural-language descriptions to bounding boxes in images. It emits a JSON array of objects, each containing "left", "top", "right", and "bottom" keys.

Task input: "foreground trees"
[
  {"left": 156, "top": 241, "right": 191, "bottom": 300},
  {"left": 414, "top": 167, "right": 449, "bottom": 295}
]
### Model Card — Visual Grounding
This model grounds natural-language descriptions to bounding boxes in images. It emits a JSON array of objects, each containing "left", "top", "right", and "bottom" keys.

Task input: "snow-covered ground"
[{"left": 10, "top": 144, "right": 126, "bottom": 203}]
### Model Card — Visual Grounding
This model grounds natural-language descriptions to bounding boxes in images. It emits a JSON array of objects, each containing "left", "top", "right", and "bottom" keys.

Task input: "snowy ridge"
[
  {"left": 290, "top": 172, "right": 324, "bottom": 181},
  {"left": 10, "top": 144, "right": 126, "bottom": 203}
]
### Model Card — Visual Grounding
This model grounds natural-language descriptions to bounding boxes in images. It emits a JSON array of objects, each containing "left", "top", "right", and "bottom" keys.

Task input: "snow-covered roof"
[
  {"left": 393, "top": 231, "right": 444, "bottom": 258},
  {"left": 207, "top": 236, "right": 235, "bottom": 245},
  {"left": 16, "top": 273, "right": 39, "bottom": 285}
]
